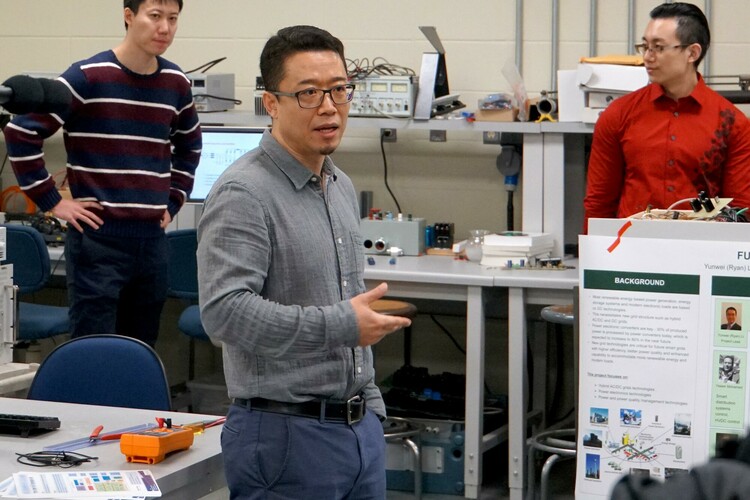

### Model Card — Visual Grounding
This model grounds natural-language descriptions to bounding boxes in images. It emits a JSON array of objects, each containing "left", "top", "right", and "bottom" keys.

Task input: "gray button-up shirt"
[{"left": 197, "top": 131, "right": 384, "bottom": 416}]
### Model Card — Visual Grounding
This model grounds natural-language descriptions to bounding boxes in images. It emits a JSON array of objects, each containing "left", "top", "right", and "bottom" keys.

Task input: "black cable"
[
  {"left": 0, "top": 114, "right": 9, "bottom": 177},
  {"left": 379, "top": 131, "right": 402, "bottom": 214},
  {"left": 50, "top": 251, "right": 65, "bottom": 276},
  {"left": 347, "top": 57, "right": 416, "bottom": 80},
  {"left": 16, "top": 451, "right": 98, "bottom": 468},
  {"left": 429, "top": 314, "right": 494, "bottom": 397},
  {"left": 192, "top": 93, "right": 243, "bottom": 105},
  {"left": 184, "top": 57, "right": 227, "bottom": 75},
  {"left": 507, "top": 191, "right": 514, "bottom": 231},
  {"left": 429, "top": 314, "right": 465, "bottom": 355}
]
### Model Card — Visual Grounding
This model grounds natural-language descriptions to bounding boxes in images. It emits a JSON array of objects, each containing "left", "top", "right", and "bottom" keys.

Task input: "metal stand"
[
  {"left": 383, "top": 416, "right": 423, "bottom": 499},
  {"left": 526, "top": 302, "right": 577, "bottom": 500}
]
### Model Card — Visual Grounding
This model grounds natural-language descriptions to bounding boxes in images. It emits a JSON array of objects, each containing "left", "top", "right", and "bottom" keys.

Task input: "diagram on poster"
[{"left": 577, "top": 223, "right": 750, "bottom": 499}]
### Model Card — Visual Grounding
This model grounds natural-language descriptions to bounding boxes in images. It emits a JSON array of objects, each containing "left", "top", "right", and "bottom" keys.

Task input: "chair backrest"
[
  {"left": 166, "top": 229, "right": 198, "bottom": 300},
  {"left": 27, "top": 334, "right": 172, "bottom": 411},
  {"left": 3, "top": 224, "right": 51, "bottom": 294}
]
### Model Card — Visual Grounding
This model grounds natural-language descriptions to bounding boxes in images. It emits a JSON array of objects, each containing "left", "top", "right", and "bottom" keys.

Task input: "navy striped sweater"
[{"left": 3, "top": 50, "right": 202, "bottom": 238}]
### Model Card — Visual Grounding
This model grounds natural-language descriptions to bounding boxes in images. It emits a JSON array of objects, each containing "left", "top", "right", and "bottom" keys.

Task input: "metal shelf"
[{"left": 197, "top": 110, "right": 541, "bottom": 134}]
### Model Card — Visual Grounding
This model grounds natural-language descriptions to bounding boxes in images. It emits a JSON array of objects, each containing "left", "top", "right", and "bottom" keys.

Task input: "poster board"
[{"left": 576, "top": 219, "right": 750, "bottom": 498}]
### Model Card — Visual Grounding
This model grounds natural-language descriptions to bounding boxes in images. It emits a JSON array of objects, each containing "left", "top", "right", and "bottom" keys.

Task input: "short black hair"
[
  {"left": 260, "top": 25, "right": 345, "bottom": 92},
  {"left": 727, "top": 306, "right": 738, "bottom": 314},
  {"left": 124, "top": 0, "right": 183, "bottom": 30},
  {"left": 125, "top": 0, "right": 183, "bottom": 11},
  {"left": 650, "top": 2, "right": 710, "bottom": 68}
]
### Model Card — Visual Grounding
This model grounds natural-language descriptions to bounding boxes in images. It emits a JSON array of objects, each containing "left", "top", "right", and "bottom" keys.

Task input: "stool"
[
  {"left": 540, "top": 304, "right": 574, "bottom": 326},
  {"left": 383, "top": 416, "right": 422, "bottom": 499},
  {"left": 526, "top": 428, "right": 576, "bottom": 500},
  {"left": 526, "top": 302, "right": 577, "bottom": 500},
  {"left": 370, "top": 299, "right": 418, "bottom": 365}
]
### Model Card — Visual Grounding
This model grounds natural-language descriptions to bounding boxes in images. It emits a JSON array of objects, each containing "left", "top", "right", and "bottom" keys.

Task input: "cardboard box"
[
  {"left": 474, "top": 97, "right": 534, "bottom": 122},
  {"left": 474, "top": 107, "right": 518, "bottom": 122}
]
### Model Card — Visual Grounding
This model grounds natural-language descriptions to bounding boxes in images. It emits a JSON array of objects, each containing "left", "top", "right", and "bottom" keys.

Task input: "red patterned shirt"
[{"left": 584, "top": 75, "right": 750, "bottom": 232}]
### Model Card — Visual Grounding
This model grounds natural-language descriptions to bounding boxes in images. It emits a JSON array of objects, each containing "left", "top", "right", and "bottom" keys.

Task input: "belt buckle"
[{"left": 346, "top": 395, "right": 364, "bottom": 425}]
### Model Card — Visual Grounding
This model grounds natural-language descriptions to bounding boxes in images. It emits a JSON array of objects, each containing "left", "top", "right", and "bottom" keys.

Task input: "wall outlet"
[
  {"left": 381, "top": 128, "right": 397, "bottom": 142},
  {"left": 429, "top": 130, "right": 447, "bottom": 142},
  {"left": 483, "top": 131, "right": 503, "bottom": 145}
]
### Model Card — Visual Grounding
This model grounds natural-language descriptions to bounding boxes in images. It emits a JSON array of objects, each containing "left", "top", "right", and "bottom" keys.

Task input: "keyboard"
[{"left": 0, "top": 413, "right": 61, "bottom": 437}]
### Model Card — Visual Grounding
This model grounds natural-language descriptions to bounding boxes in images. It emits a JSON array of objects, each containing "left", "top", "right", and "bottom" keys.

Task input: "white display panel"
[{"left": 189, "top": 127, "right": 265, "bottom": 202}]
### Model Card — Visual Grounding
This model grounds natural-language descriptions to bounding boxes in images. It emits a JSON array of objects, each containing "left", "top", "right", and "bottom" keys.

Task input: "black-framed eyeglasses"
[
  {"left": 268, "top": 84, "right": 356, "bottom": 109},
  {"left": 634, "top": 43, "right": 690, "bottom": 56}
]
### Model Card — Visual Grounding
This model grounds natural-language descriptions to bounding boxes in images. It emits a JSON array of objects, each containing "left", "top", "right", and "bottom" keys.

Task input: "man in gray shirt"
[{"left": 197, "top": 25, "right": 411, "bottom": 499}]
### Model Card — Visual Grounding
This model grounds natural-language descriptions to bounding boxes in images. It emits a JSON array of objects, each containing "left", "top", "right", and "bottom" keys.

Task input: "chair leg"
[
  {"left": 403, "top": 325, "right": 413, "bottom": 366},
  {"left": 403, "top": 437, "right": 421, "bottom": 499},
  {"left": 540, "top": 453, "right": 562, "bottom": 500},
  {"left": 186, "top": 338, "right": 197, "bottom": 412}
]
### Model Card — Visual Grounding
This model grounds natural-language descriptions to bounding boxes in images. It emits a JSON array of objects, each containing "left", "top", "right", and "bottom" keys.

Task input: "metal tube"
[
  {"left": 628, "top": 0, "right": 636, "bottom": 54},
  {"left": 516, "top": 0, "right": 523, "bottom": 75},
  {"left": 551, "top": 0, "right": 560, "bottom": 91},
  {"left": 703, "top": 0, "right": 712, "bottom": 76},
  {"left": 589, "top": 0, "right": 598, "bottom": 57}
]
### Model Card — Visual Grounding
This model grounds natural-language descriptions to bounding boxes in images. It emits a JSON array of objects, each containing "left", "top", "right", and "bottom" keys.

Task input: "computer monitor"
[{"left": 188, "top": 126, "right": 266, "bottom": 202}]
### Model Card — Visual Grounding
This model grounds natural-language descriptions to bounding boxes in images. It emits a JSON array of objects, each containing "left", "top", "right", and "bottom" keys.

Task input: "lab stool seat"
[
  {"left": 383, "top": 416, "right": 423, "bottom": 499},
  {"left": 540, "top": 304, "right": 574, "bottom": 326},
  {"left": 526, "top": 302, "right": 577, "bottom": 500},
  {"left": 370, "top": 299, "right": 418, "bottom": 366}
]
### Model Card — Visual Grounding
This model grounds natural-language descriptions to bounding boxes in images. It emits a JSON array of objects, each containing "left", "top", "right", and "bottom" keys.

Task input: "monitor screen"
[{"left": 188, "top": 126, "right": 266, "bottom": 202}]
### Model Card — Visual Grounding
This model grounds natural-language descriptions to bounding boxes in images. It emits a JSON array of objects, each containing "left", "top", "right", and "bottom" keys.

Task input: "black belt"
[{"left": 233, "top": 395, "right": 366, "bottom": 425}]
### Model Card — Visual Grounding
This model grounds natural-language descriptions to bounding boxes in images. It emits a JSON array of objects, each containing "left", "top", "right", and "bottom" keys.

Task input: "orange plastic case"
[{"left": 120, "top": 427, "right": 194, "bottom": 464}]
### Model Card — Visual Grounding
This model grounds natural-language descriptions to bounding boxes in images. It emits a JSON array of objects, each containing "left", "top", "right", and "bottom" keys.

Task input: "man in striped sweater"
[{"left": 2, "top": 0, "right": 201, "bottom": 347}]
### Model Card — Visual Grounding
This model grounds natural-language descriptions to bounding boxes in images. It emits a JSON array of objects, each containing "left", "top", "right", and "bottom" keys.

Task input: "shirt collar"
[
  {"left": 649, "top": 72, "right": 708, "bottom": 106},
  {"left": 260, "top": 130, "right": 338, "bottom": 191}
]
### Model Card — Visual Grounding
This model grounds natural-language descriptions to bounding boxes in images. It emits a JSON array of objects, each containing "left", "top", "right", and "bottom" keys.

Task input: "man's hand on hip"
[{"left": 51, "top": 198, "right": 104, "bottom": 232}]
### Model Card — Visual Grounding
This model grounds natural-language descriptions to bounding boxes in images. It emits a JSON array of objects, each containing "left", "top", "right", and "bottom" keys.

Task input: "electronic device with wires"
[
  {"left": 188, "top": 126, "right": 265, "bottom": 202},
  {"left": 0, "top": 413, "right": 61, "bottom": 437},
  {"left": 3, "top": 213, "right": 66, "bottom": 246},
  {"left": 253, "top": 76, "right": 268, "bottom": 116},
  {"left": 629, "top": 191, "right": 748, "bottom": 222},
  {"left": 349, "top": 75, "right": 417, "bottom": 118},
  {"left": 383, "top": 365, "right": 506, "bottom": 495},
  {"left": 360, "top": 216, "right": 426, "bottom": 256},
  {"left": 188, "top": 73, "right": 237, "bottom": 112},
  {"left": 120, "top": 424, "right": 194, "bottom": 464}
]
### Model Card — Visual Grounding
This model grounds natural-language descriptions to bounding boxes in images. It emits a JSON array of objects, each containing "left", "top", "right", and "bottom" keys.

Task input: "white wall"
[{"left": 5, "top": 0, "right": 750, "bottom": 238}]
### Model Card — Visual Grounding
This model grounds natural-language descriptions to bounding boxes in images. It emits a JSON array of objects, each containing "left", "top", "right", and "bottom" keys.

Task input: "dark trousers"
[
  {"left": 221, "top": 403, "right": 386, "bottom": 499},
  {"left": 65, "top": 229, "right": 168, "bottom": 347}
]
